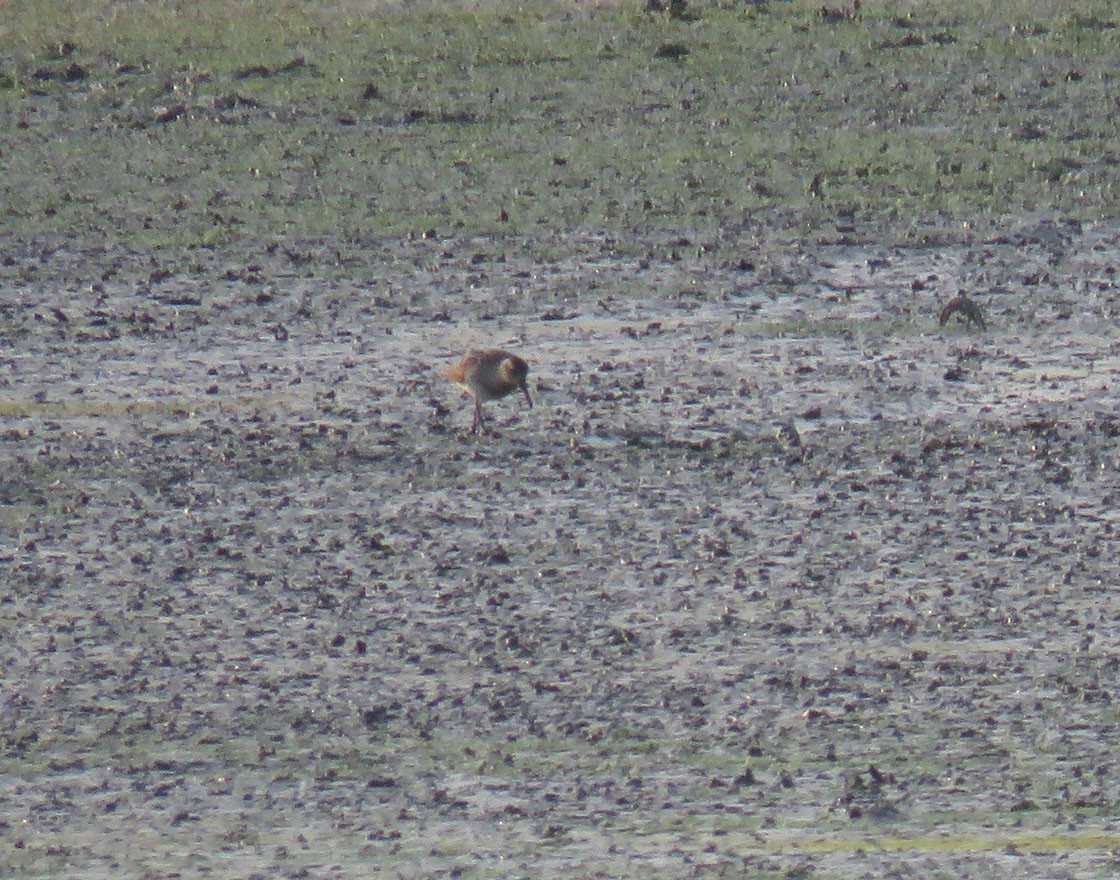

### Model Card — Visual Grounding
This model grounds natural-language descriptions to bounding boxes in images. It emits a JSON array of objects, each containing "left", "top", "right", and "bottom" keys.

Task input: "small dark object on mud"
[
  {"left": 444, "top": 349, "right": 533, "bottom": 434},
  {"left": 646, "top": 0, "right": 689, "bottom": 19},
  {"left": 808, "top": 172, "right": 825, "bottom": 199},
  {"left": 818, "top": 2, "right": 860, "bottom": 23},
  {"left": 362, "top": 704, "right": 398, "bottom": 727},
  {"left": 233, "top": 64, "right": 272, "bottom": 80},
  {"left": 654, "top": 43, "right": 690, "bottom": 60},
  {"left": 939, "top": 293, "right": 987, "bottom": 330},
  {"left": 484, "top": 545, "right": 511, "bottom": 564},
  {"left": 154, "top": 104, "right": 187, "bottom": 124},
  {"left": 776, "top": 420, "right": 806, "bottom": 462},
  {"left": 233, "top": 57, "right": 309, "bottom": 80}
]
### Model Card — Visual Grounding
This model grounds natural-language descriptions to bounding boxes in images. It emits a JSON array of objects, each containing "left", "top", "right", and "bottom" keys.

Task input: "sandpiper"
[
  {"left": 939, "top": 293, "right": 986, "bottom": 330},
  {"left": 443, "top": 348, "right": 532, "bottom": 433}
]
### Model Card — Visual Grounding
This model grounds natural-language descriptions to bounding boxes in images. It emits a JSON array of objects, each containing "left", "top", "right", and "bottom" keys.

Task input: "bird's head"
[{"left": 502, "top": 355, "right": 532, "bottom": 408}]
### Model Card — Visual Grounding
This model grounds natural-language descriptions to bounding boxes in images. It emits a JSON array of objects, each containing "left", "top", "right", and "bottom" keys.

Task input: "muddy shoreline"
[{"left": 3, "top": 218, "right": 1120, "bottom": 877}]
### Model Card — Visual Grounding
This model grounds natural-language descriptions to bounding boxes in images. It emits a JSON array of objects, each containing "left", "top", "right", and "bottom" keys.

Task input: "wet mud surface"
[{"left": 4, "top": 218, "right": 1120, "bottom": 877}]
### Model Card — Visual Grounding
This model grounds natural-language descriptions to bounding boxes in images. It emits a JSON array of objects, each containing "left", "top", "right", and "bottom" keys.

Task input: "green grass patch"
[{"left": 2, "top": 0, "right": 1120, "bottom": 249}]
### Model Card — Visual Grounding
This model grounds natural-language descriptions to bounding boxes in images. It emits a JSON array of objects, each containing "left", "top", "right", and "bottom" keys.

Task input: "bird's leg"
[{"left": 471, "top": 398, "right": 483, "bottom": 434}]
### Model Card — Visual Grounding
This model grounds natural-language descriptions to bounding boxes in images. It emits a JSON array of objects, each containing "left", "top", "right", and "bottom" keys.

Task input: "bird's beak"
[{"left": 521, "top": 383, "right": 533, "bottom": 409}]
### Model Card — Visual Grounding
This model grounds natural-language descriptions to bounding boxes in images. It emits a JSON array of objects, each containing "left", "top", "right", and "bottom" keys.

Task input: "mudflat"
[{"left": 3, "top": 2, "right": 1120, "bottom": 877}]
